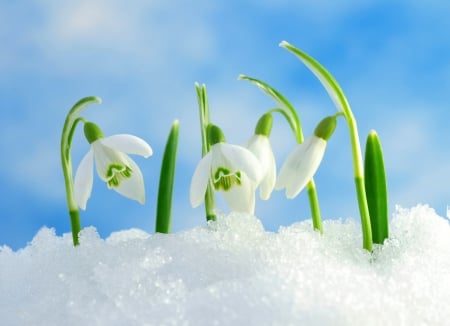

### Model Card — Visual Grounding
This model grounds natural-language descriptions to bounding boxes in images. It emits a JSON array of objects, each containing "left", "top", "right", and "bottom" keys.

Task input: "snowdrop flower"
[
  {"left": 276, "top": 115, "right": 337, "bottom": 199},
  {"left": 245, "top": 113, "right": 276, "bottom": 200},
  {"left": 190, "top": 124, "right": 263, "bottom": 214},
  {"left": 74, "top": 122, "right": 153, "bottom": 209}
]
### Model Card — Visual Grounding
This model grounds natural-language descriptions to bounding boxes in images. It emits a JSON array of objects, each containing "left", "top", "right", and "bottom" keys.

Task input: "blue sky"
[{"left": 2, "top": 1, "right": 450, "bottom": 250}]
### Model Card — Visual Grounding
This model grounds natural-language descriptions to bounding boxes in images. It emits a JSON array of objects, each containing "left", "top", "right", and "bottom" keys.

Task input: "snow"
[{"left": 1, "top": 204, "right": 450, "bottom": 326}]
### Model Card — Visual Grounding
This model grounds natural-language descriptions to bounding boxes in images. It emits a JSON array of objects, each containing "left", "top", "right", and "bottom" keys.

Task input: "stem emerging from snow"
[
  {"left": 280, "top": 41, "right": 373, "bottom": 251},
  {"left": 61, "top": 96, "right": 102, "bottom": 246},
  {"left": 195, "top": 83, "right": 216, "bottom": 222},
  {"left": 239, "top": 75, "right": 323, "bottom": 233}
]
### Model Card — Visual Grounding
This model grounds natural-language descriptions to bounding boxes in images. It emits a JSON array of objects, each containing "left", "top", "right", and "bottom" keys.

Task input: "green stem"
[
  {"left": 155, "top": 120, "right": 180, "bottom": 233},
  {"left": 239, "top": 75, "right": 322, "bottom": 232},
  {"left": 280, "top": 41, "right": 373, "bottom": 250},
  {"left": 195, "top": 83, "right": 216, "bottom": 222},
  {"left": 335, "top": 91, "right": 373, "bottom": 251},
  {"left": 61, "top": 96, "right": 102, "bottom": 246},
  {"left": 306, "top": 180, "right": 322, "bottom": 233}
]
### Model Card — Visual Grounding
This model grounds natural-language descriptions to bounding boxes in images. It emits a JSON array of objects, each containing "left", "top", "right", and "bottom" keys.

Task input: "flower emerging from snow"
[
  {"left": 244, "top": 113, "right": 276, "bottom": 200},
  {"left": 276, "top": 115, "right": 337, "bottom": 199},
  {"left": 74, "top": 122, "right": 153, "bottom": 209},
  {"left": 190, "top": 124, "right": 263, "bottom": 214}
]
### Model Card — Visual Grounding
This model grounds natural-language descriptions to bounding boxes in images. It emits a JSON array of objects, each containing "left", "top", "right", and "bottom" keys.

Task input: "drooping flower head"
[
  {"left": 245, "top": 113, "right": 276, "bottom": 200},
  {"left": 190, "top": 124, "right": 263, "bottom": 214},
  {"left": 276, "top": 115, "right": 338, "bottom": 198},
  {"left": 74, "top": 121, "right": 153, "bottom": 209}
]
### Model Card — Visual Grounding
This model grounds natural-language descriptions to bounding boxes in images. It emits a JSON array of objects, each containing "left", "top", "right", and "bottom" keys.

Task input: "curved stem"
[
  {"left": 268, "top": 108, "right": 298, "bottom": 140},
  {"left": 60, "top": 96, "right": 102, "bottom": 246},
  {"left": 239, "top": 75, "right": 322, "bottom": 232},
  {"left": 280, "top": 41, "right": 372, "bottom": 250},
  {"left": 239, "top": 75, "right": 303, "bottom": 143}
]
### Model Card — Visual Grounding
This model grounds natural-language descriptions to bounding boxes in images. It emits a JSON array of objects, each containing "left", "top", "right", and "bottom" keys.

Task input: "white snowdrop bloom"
[
  {"left": 276, "top": 115, "right": 337, "bottom": 199},
  {"left": 74, "top": 122, "right": 153, "bottom": 210},
  {"left": 190, "top": 125, "right": 263, "bottom": 214},
  {"left": 245, "top": 134, "right": 276, "bottom": 200},
  {"left": 276, "top": 136, "right": 326, "bottom": 199}
]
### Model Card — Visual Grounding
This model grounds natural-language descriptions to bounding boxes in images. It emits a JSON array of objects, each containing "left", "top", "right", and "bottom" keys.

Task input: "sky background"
[{"left": 1, "top": 1, "right": 450, "bottom": 250}]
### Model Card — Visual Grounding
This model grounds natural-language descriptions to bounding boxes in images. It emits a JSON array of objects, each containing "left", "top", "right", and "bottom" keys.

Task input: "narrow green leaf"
[
  {"left": 195, "top": 82, "right": 216, "bottom": 222},
  {"left": 239, "top": 74, "right": 302, "bottom": 142},
  {"left": 239, "top": 74, "right": 296, "bottom": 115},
  {"left": 155, "top": 120, "right": 180, "bottom": 233},
  {"left": 279, "top": 41, "right": 350, "bottom": 116},
  {"left": 364, "top": 130, "right": 389, "bottom": 244}
]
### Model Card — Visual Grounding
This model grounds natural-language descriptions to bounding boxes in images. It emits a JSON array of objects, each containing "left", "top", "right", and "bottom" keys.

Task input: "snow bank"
[{"left": 1, "top": 205, "right": 450, "bottom": 326}]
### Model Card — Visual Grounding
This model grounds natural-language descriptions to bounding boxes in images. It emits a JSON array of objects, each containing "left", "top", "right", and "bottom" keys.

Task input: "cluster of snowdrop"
[
  {"left": 61, "top": 41, "right": 388, "bottom": 251},
  {"left": 189, "top": 109, "right": 338, "bottom": 215}
]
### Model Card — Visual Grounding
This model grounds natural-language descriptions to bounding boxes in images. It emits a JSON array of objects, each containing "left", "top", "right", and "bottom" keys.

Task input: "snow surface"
[{"left": 1, "top": 204, "right": 450, "bottom": 326}]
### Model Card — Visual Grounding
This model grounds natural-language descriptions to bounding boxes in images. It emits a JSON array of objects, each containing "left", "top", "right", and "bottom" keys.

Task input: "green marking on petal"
[
  {"left": 105, "top": 164, "right": 132, "bottom": 189},
  {"left": 213, "top": 167, "right": 242, "bottom": 191}
]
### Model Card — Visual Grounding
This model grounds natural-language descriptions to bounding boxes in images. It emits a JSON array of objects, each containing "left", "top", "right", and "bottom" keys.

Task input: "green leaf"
[
  {"left": 195, "top": 82, "right": 216, "bottom": 222},
  {"left": 238, "top": 74, "right": 302, "bottom": 141},
  {"left": 155, "top": 120, "right": 180, "bottom": 234},
  {"left": 239, "top": 74, "right": 296, "bottom": 115},
  {"left": 279, "top": 41, "right": 350, "bottom": 116},
  {"left": 364, "top": 130, "right": 389, "bottom": 244}
]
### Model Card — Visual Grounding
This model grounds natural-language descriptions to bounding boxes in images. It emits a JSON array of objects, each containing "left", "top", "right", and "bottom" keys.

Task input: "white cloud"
[{"left": 30, "top": 0, "right": 217, "bottom": 76}]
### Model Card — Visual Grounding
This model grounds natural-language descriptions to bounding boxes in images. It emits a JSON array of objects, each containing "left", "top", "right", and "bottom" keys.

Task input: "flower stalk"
[
  {"left": 280, "top": 41, "right": 373, "bottom": 251},
  {"left": 239, "top": 75, "right": 323, "bottom": 232},
  {"left": 61, "top": 96, "right": 102, "bottom": 246},
  {"left": 195, "top": 83, "right": 216, "bottom": 222}
]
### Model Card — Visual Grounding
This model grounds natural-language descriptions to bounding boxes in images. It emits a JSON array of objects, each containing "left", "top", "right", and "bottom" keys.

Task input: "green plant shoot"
[
  {"left": 280, "top": 41, "right": 373, "bottom": 251},
  {"left": 239, "top": 75, "right": 323, "bottom": 233},
  {"left": 61, "top": 96, "right": 102, "bottom": 246},
  {"left": 364, "top": 130, "right": 389, "bottom": 244},
  {"left": 195, "top": 83, "right": 216, "bottom": 222},
  {"left": 155, "top": 120, "right": 180, "bottom": 234}
]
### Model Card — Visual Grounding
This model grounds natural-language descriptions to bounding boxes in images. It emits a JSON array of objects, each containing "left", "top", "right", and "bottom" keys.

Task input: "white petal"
[
  {"left": 245, "top": 135, "right": 276, "bottom": 200},
  {"left": 276, "top": 136, "right": 326, "bottom": 198},
  {"left": 189, "top": 152, "right": 213, "bottom": 208},
  {"left": 92, "top": 141, "right": 125, "bottom": 181},
  {"left": 222, "top": 173, "right": 256, "bottom": 214},
  {"left": 259, "top": 154, "right": 276, "bottom": 200},
  {"left": 112, "top": 155, "right": 146, "bottom": 204},
  {"left": 101, "top": 134, "right": 153, "bottom": 158},
  {"left": 215, "top": 143, "right": 263, "bottom": 184},
  {"left": 73, "top": 150, "right": 94, "bottom": 210}
]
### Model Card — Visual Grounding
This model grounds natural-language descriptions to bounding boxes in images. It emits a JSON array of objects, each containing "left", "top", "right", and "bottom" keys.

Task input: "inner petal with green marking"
[
  {"left": 106, "top": 164, "right": 132, "bottom": 189},
  {"left": 213, "top": 167, "right": 242, "bottom": 191}
]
